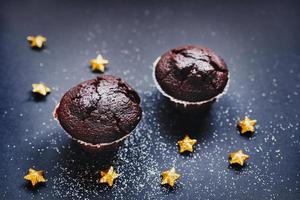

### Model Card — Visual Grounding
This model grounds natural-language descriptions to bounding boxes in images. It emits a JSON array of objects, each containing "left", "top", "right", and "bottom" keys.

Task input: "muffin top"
[
  {"left": 155, "top": 45, "right": 229, "bottom": 102},
  {"left": 56, "top": 75, "right": 142, "bottom": 144}
]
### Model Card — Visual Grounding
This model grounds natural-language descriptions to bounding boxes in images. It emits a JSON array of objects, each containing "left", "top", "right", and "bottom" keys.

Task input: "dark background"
[{"left": 1, "top": 0, "right": 300, "bottom": 199}]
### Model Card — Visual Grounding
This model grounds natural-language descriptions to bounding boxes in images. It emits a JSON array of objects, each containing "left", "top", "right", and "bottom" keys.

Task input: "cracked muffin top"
[
  {"left": 56, "top": 75, "right": 142, "bottom": 144},
  {"left": 155, "top": 45, "right": 229, "bottom": 102}
]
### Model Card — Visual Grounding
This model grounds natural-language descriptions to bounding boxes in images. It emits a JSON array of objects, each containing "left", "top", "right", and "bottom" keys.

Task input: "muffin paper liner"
[
  {"left": 152, "top": 56, "right": 230, "bottom": 111},
  {"left": 53, "top": 104, "right": 130, "bottom": 151}
]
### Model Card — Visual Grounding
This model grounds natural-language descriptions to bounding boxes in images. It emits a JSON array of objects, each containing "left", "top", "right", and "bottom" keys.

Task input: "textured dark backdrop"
[{"left": 1, "top": 0, "right": 300, "bottom": 199}]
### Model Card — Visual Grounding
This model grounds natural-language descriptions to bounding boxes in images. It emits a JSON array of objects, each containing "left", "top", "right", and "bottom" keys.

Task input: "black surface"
[{"left": 1, "top": 0, "right": 300, "bottom": 199}]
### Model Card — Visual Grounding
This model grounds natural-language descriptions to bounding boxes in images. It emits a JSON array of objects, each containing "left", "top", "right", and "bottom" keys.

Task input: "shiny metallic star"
[
  {"left": 238, "top": 116, "right": 257, "bottom": 134},
  {"left": 32, "top": 83, "right": 51, "bottom": 96},
  {"left": 161, "top": 167, "right": 180, "bottom": 187},
  {"left": 24, "top": 168, "right": 46, "bottom": 187},
  {"left": 229, "top": 150, "right": 249, "bottom": 166},
  {"left": 90, "top": 54, "right": 109, "bottom": 72},
  {"left": 27, "top": 35, "right": 47, "bottom": 48},
  {"left": 99, "top": 166, "right": 119, "bottom": 187},
  {"left": 178, "top": 135, "right": 197, "bottom": 153}
]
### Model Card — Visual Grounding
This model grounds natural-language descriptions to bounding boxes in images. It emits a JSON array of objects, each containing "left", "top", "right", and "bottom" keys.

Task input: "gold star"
[
  {"left": 27, "top": 35, "right": 47, "bottom": 48},
  {"left": 99, "top": 166, "right": 119, "bottom": 187},
  {"left": 90, "top": 54, "right": 109, "bottom": 72},
  {"left": 32, "top": 83, "right": 51, "bottom": 96},
  {"left": 161, "top": 167, "right": 180, "bottom": 187},
  {"left": 178, "top": 135, "right": 197, "bottom": 153},
  {"left": 238, "top": 116, "right": 257, "bottom": 134},
  {"left": 24, "top": 168, "right": 46, "bottom": 187},
  {"left": 229, "top": 150, "right": 249, "bottom": 166}
]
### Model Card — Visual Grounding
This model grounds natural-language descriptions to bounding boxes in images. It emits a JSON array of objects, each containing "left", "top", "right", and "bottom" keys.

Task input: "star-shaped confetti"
[
  {"left": 161, "top": 167, "right": 180, "bottom": 187},
  {"left": 24, "top": 168, "right": 46, "bottom": 187},
  {"left": 99, "top": 166, "right": 119, "bottom": 187},
  {"left": 32, "top": 83, "right": 51, "bottom": 96},
  {"left": 27, "top": 35, "right": 47, "bottom": 48},
  {"left": 178, "top": 135, "right": 197, "bottom": 153},
  {"left": 90, "top": 54, "right": 109, "bottom": 72},
  {"left": 229, "top": 150, "right": 249, "bottom": 166},
  {"left": 238, "top": 116, "right": 257, "bottom": 134}
]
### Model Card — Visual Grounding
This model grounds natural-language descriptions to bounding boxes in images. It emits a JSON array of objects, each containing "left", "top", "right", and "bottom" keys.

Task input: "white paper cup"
[{"left": 53, "top": 104, "right": 128, "bottom": 153}]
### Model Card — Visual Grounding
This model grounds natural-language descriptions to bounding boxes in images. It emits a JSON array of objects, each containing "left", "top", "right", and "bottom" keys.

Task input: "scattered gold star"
[
  {"left": 32, "top": 83, "right": 51, "bottom": 96},
  {"left": 90, "top": 54, "right": 109, "bottom": 72},
  {"left": 161, "top": 167, "right": 180, "bottom": 187},
  {"left": 238, "top": 116, "right": 257, "bottom": 134},
  {"left": 229, "top": 150, "right": 249, "bottom": 166},
  {"left": 27, "top": 35, "right": 47, "bottom": 48},
  {"left": 24, "top": 168, "right": 46, "bottom": 187},
  {"left": 178, "top": 135, "right": 197, "bottom": 153},
  {"left": 99, "top": 166, "right": 119, "bottom": 187}
]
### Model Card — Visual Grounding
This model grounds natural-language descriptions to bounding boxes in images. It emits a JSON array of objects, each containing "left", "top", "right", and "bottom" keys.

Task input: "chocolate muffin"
[
  {"left": 153, "top": 45, "right": 229, "bottom": 112},
  {"left": 55, "top": 75, "right": 142, "bottom": 151}
]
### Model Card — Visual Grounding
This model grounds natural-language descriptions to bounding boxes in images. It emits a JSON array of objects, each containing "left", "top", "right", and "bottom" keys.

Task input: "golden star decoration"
[
  {"left": 90, "top": 54, "right": 109, "bottom": 72},
  {"left": 99, "top": 166, "right": 119, "bottom": 187},
  {"left": 32, "top": 83, "right": 51, "bottom": 96},
  {"left": 161, "top": 167, "right": 180, "bottom": 187},
  {"left": 27, "top": 35, "right": 47, "bottom": 48},
  {"left": 178, "top": 135, "right": 197, "bottom": 153},
  {"left": 238, "top": 116, "right": 257, "bottom": 134},
  {"left": 24, "top": 168, "right": 46, "bottom": 187},
  {"left": 229, "top": 150, "right": 249, "bottom": 166}
]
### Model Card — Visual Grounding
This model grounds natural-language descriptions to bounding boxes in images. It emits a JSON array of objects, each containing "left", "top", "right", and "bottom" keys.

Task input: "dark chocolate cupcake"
[
  {"left": 54, "top": 75, "right": 142, "bottom": 151},
  {"left": 153, "top": 45, "right": 229, "bottom": 113}
]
